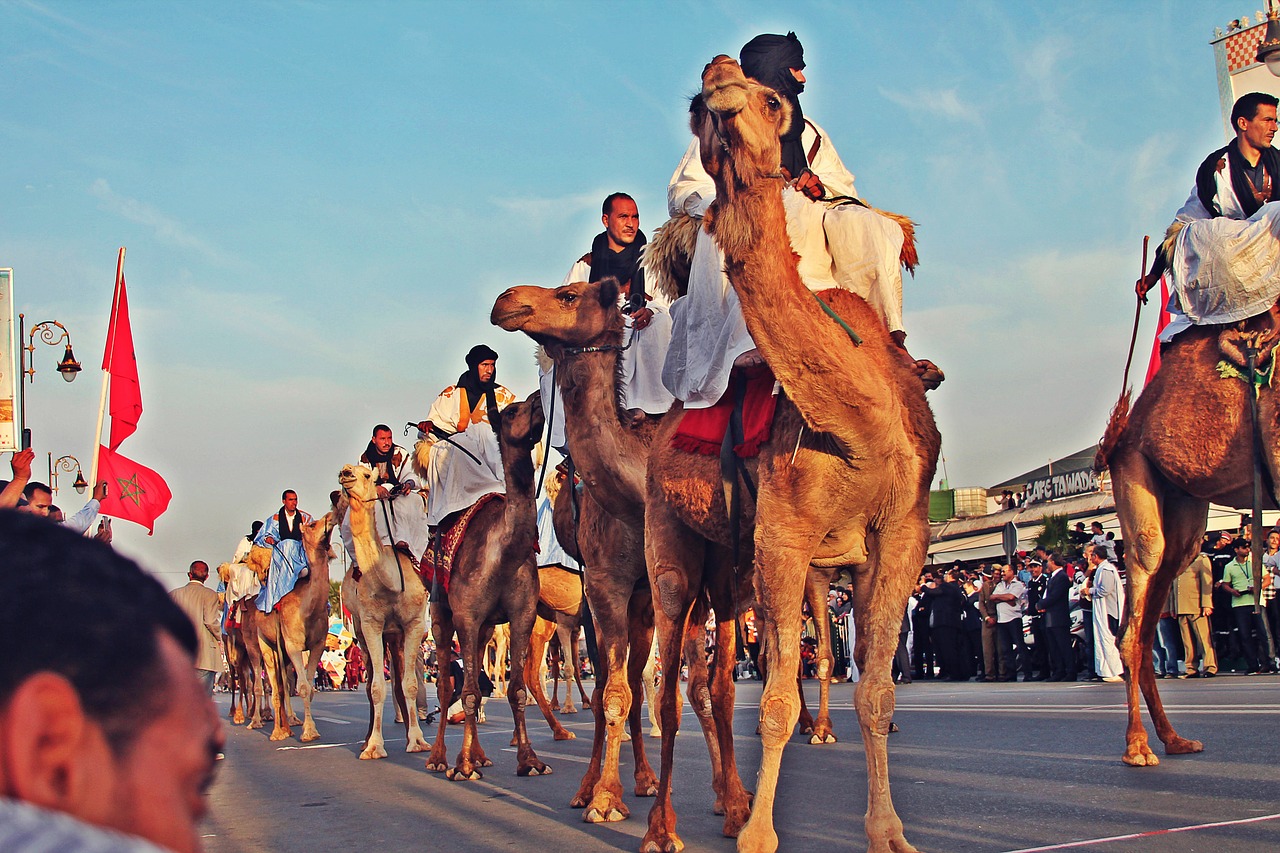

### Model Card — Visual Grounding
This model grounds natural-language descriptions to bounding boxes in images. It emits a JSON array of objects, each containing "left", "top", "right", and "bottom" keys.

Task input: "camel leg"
[
  {"left": 704, "top": 563, "right": 752, "bottom": 836},
  {"left": 641, "top": 506, "right": 704, "bottom": 853},
  {"left": 357, "top": 618, "right": 391, "bottom": 760},
  {"left": 805, "top": 569, "right": 837, "bottom": 745},
  {"left": 426, "top": 606, "right": 456, "bottom": 772},
  {"left": 572, "top": 624, "right": 592, "bottom": 711},
  {"left": 681, "top": 609, "right": 727, "bottom": 814},
  {"left": 847, "top": 528, "right": 920, "bottom": 853},
  {"left": 448, "top": 623, "right": 487, "bottom": 781},
  {"left": 398, "top": 623, "right": 431, "bottom": 754},
  {"left": 283, "top": 620, "right": 321, "bottom": 743},
  {"left": 523, "top": 616, "right": 575, "bottom": 741},
  {"left": 548, "top": 633, "right": 563, "bottom": 712},
  {"left": 643, "top": 632, "right": 663, "bottom": 738},
  {"left": 556, "top": 622, "right": 579, "bottom": 714},
  {"left": 258, "top": 626, "right": 293, "bottom": 742},
  {"left": 1113, "top": 453, "right": 1207, "bottom": 765},
  {"left": 735, "top": 531, "right": 810, "bottom": 853},
  {"left": 571, "top": 652, "right": 609, "bottom": 809},
  {"left": 624, "top": 590, "right": 658, "bottom": 798},
  {"left": 506, "top": 565, "right": 552, "bottom": 777}
]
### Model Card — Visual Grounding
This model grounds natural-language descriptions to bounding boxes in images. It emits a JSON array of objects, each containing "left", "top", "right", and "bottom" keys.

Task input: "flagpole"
[{"left": 90, "top": 248, "right": 125, "bottom": 490}]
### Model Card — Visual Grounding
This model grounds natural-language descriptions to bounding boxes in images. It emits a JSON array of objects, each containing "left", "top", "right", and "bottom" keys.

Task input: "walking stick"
[{"left": 1119, "top": 236, "right": 1149, "bottom": 398}]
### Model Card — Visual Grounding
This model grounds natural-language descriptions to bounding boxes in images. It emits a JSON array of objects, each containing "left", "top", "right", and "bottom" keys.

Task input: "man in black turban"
[{"left": 739, "top": 32, "right": 820, "bottom": 197}]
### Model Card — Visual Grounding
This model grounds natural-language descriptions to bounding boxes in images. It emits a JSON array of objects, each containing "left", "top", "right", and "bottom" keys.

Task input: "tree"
[{"left": 1034, "top": 513, "right": 1078, "bottom": 558}]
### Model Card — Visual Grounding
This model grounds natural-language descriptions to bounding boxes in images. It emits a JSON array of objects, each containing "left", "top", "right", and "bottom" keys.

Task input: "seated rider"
[
  {"left": 1136, "top": 92, "right": 1280, "bottom": 342},
  {"left": 417, "top": 345, "right": 516, "bottom": 528},
  {"left": 664, "top": 31, "right": 926, "bottom": 409},
  {"left": 357, "top": 423, "right": 430, "bottom": 559},
  {"left": 253, "top": 489, "right": 313, "bottom": 611}
]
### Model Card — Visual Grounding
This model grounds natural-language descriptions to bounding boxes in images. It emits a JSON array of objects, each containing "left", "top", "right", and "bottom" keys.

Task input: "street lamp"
[
  {"left": 17, "top": 314, "right": 80, "bottom": 447},
  {"left": 49, "top": 453, "right": 87, "bottom": 495},
  {"left": 1256, "top": 0, "right": 1280, "bottom": 75}
]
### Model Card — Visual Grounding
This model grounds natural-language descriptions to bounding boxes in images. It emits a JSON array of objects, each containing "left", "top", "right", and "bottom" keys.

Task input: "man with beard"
[
  {"left": 418, "top": 345, "right": 516, "bottom": 527},
  {"left": 356, "top": 423, "right": 429, "bottom": 560},
  {"left": 555, "top": 192, "right": 674, "bottom": 425},
  {"left": 252, "top": 489, "right": 314, "bottom": 612},
  {"left": 665, "top": 32, "right": 935, "bottom": 410}
]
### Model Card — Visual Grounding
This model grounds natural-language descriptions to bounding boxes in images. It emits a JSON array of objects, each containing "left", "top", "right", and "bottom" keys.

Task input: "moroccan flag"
[
  {"left": 96, "top": 444, "right": 171, "bottom": 535},
  {"left": 103, "top": 267, "right": 141, "bottom": 449},
  {"left": 1143, "top": 275, "right": 1172, "bottom": 388}
]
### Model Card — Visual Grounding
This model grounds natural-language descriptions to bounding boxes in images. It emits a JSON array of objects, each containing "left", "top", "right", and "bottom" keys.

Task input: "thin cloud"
[
  {"left": 880, "top": 86, "right": 984, "bottom": 126},
  {"left": 89, "top": 179, "right": 236, "bottom": 267}
]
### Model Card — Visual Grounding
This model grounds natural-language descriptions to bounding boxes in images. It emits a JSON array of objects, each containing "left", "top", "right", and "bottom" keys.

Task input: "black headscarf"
[
  {"left": 741, "top": 32, "right": 807, "bottom": 179},
  {"left": 588, "top": 229, "right": 648, "bottom": 291},
  {"left": 361, "top": 441, "right": 401, "bottom": 488},
  {"left": 457, "top": 344, "right": 500, "bottom": 431}
]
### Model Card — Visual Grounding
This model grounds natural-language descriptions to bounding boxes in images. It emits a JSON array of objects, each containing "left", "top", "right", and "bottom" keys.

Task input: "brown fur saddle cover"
[
  {"left": 672, "top": 364, "right": 778, "bottom": 458},
  {"left": 420, "top": 492, "right": 504, "bottom": 595}
]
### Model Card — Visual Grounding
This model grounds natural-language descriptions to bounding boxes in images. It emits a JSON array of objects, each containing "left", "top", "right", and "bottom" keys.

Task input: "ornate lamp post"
[
  {"left": 1257, "top": 0, "right": 1280, "bottom": 73},
  {"left": 48, "top": 453, "right": 87, "bottom": 496},
  {"left": 17, "top": 315, "right": 81, "bottom": 446}
]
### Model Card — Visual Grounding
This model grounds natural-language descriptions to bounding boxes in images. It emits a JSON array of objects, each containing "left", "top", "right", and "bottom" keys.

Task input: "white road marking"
[
  {"left": 313, "top": 716, "right": 353, "bottom": 724},
  {"left": 1002, "top": 812, "right": 1280, "bottom": 852},
  {"left": 275, "top": 742, "right": 359, "bottom": 751}
]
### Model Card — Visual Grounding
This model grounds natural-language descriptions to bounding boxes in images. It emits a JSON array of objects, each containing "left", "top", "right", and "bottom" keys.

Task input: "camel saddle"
[
  {"left": 419, "top": 492, "right": 503, "bottom": 595},
  {"left": 672, "top": 363, "right": 778, "bottom": 458}
]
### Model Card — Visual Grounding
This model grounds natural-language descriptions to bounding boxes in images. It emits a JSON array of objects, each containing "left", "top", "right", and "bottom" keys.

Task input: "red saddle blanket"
[
  {"left": 671, "top": 364, "right": 778, "bottom": 458},
  {"left": 420, "top": 492, "right": 503, "bottom": 595}
]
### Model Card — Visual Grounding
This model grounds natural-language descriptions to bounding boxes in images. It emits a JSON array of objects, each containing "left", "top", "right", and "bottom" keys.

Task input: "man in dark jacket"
[
  {"left": 1039, "top": 552, "right": 1076, "bottom": 681},
  {"left": 922, "top": 568, "right": 970, "bottom": 681}
]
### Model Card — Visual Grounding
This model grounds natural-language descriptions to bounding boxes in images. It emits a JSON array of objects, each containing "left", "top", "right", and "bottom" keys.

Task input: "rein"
[{"left": 563, "top": 340, "right": 631, "bottom": 356}]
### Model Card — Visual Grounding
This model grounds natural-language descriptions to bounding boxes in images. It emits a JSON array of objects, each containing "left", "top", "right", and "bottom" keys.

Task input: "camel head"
[
  {"left": 491, "top": 278, "right": 624, "bottom": 356},
  {"left": 338, "top": 464, "right": 378, "bottom": 505},
  {"left": 498, "top": 390, "right": 546, "bottom": 453},
  {"left": 216, "top": 561, "right": 234, "bottom": 586},
  {"left": 301, "top": 512, "right": 335, "bottom": 566},
  {"left": 691, "top": 55, "right": 792, "bottom": 193}
]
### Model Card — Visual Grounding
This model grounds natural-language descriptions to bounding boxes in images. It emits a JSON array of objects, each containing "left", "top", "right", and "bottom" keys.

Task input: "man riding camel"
[
  {"left": 417, "top": 345, "right": 516, "bottom": 527},
  {"left": 1137, "top": 92, "right": 1280, "bottom": 341},
  {"left": 253, "top": 489, "right": 313, "bottom": 611},
  {"left": 664, "top": 31, "right": 934, "bottom": 408},
  {"left": 356, "top": 423, "right": 430, "bottom": 560}
]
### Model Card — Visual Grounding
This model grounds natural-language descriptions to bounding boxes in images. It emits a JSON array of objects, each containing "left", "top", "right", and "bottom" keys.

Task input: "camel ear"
[{"left": 598, "top": 277, "right": 619, "bottom": 308}]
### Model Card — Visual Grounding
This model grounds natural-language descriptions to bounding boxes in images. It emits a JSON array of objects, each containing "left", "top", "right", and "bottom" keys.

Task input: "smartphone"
[{"left": 20, "top": 429, "right": 30, "bottom": 450}]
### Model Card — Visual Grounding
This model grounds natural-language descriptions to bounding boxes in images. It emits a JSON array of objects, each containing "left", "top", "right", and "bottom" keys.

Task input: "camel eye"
[
  {"left": 559, "top": 291, "right": 578, "bottom": 304},
  {"left": 766, "top": 96, "right": 781, "bottom": 111}
]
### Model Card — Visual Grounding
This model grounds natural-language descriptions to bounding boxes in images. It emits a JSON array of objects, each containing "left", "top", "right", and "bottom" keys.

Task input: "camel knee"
[
  {"left": 758, "top": 693, "right": 797, "bottom": 742},
  {"left": 651, "top": 570, "right": 688, "bottom": 620},
  {"left": 856, "top": 682, "right": 896, "bottom": 734},
  {"left": 688, "top": 682, "right": 712, "bottom": 717}
]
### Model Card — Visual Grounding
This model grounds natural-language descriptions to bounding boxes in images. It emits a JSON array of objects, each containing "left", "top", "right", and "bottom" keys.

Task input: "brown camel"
[
  {"left": 254, "top": 513, "right": 337, "bottom": 742},
  {"left": 492, "top": 302, "right": 728, "bottom": 826},
  {"left": 216, "top": 561, "right": 273, "bottom": 728},
  {"left": 634, "top": 57, "right": 941, "bottom": 853},
  {"left": 423, "top": 391, "right": 553, "bottom": 779},
  {"left": 1099, "top": 298, "right": 1280, "bottom": 766},
  {"left": 339, "top": 465, "right": 432, "bottom": 759}
]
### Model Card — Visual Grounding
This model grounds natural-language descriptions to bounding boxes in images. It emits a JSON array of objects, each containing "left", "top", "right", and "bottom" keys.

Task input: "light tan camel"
[
  {"left": 1099, "top": 297, "right": 1280, "bottom": 765},
  {"left": 255, "top": 514, "right": 337, "bottom": 742},
  {"left": 531, "top": 564, "right": 590, "bottom": 715},
  {"left": 339, "top": 465, "right": 432, "bottom": 759},
  {"left": 423, "top": 392, "right": 553, "bottom": 779},
  {"left": 635, "top": 57, "right": 941, "bottom": 853},
  {"left": 484, "top": 623, "right": 511, "bottom": 698},
  {"left": 492, "top": 299, "right": 727, "bottom": 826},
  {"left": 216, "top": 561, "right": 266, "bottom": 727}
]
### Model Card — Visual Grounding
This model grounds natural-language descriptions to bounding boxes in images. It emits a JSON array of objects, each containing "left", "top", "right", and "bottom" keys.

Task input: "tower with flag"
[{"left": 90, "top": 249, "right": 171, "bottom": 535}]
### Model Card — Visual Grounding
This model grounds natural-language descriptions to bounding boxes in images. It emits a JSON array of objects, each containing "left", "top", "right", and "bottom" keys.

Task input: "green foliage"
[
  {"left": 1034, "top": 513, "right": 1077, "bottom": 558},
  {"left": 329, "top": 580, "right": 343, "bottom": 615}
]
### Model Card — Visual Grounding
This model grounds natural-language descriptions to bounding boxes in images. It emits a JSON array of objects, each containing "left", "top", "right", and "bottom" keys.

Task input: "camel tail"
[
  {"left": 1095, "top": 389, "right": 1131, "bottom": 472},
  {"left": 871, "top": 207, "right": 918, "bottom": 275}
]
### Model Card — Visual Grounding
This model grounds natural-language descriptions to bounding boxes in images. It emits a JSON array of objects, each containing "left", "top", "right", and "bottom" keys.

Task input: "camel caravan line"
[{"left": 215, "top": 52, "right": 1261, "bottom": 853}]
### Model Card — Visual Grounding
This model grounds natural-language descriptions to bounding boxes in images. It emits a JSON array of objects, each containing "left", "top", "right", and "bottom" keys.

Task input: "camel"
[
  {"left": 492, "top": 302, "right": 730, "bottom": 827},
  {"left": 338, "top": 465, "right": 432, "bottom": 760},
  {"left": 484, "top": 623, "right": 511, "bottom": 698},
  {"left": 216, "top": 560, "right": 269, "bottom": 727},
  {"left": 530, "top": 564, "right": 590, "bottom": 715},
  {"left": 632, "top": 57, "right": 941, "bottom": 853},
  {"left": 1099, "top": 294, "right": 1280, "bottom": 766},
  {"left": 422, "top": 391, "right": 553, "bottom": 780},
  {"left": 254, "top": 512, "right": 337, "bottom": 742}
]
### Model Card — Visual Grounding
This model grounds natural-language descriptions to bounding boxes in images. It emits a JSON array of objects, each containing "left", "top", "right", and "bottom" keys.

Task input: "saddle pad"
[
  {"left": 672, "top": 364, "right": 778, "bottom": 458},
  {"left": 420, "top": 492, "right": 503, "bottom": 595}
]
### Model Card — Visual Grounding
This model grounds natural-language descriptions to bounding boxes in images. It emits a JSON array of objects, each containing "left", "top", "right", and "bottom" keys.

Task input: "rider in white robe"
[{"left": 345, "top": 425, "right": 430, "bottom": 560}]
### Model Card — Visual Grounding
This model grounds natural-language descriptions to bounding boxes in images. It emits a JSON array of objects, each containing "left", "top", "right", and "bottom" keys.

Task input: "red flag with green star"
[{"left": 95, "top": 444, "right": 171, "bottom": 535}]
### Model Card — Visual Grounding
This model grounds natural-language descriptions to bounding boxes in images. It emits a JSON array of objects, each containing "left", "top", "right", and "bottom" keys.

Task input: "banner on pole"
[{"left": 0, "top": 270, "right": 15, "bottom": 452}]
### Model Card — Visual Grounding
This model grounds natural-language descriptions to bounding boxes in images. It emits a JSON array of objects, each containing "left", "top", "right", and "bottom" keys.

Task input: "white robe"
[
  {"left": 1159, "top": 156, "right": 1280, "bottom": 342},
  {"left": 663, "top": 122, "right": 905, "bottom": 409},
  {"left": 1091, "top": 560, "right": 1126, "bottom": 679},
  {"left": 341, "top": 444, "right": 431, "bottom": 560},
  {"left": 422, "top": 383, "right": 515, "bottom": 526},
  {"left": 535, "top": 483, "right": 579, "bottom": 570}
]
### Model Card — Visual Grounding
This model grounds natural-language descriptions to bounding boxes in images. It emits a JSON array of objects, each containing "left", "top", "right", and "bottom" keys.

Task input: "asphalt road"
[{"left": 203, "top": 675, "right": 1280, "bottom": 853}]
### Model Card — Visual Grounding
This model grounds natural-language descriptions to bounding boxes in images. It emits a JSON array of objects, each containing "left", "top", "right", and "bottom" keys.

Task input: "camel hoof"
[
  {"left": 570, "top": 794, "right": 589, "bottom": 808},
  {"left": 268, "top": 730, "right": 291, "bottom": 742},
  {"left": 809, "top": 732, "right": 837, "bottom": 745},
  {"left": 425, "top": 761, "right": 449, "bottom": 772},
  {"left": 231, "top": 711, "right": 246, "bottom": 725},
  {"left": 247, "top": 720, "right": 263, "bottom": 730},
  {"left": 1122, "top": 749, "right": 1160, "bottom": 767},
  {"left": 359, "top": 745, "right": 388, "bottom": 760},
  {"left": 639, "top": 833, "right": 684, "bottom": 852},
  {"left": 518, "top": 762, "right": 553, "bottom": 776},
  {"left": 446, "top": 766, "right": 483, "bottom": 781},
  {"left": 635, "top": 781, "right": 659, "bottom": 798},
  {"left": 799, "top": 723, "right": 814, "bottom": 735},
  {"left": 288, "top": 716, "right": 303, "bottom": 726},
  {"left": 649, "top": 727, "right": 662, "bottom": 738},
  {"left": 620, "top": 731, "right": 632, "bottom": 742},
  {"left": 562, "top": 706, "right": 577, "bottom": 715},
  {"left": 300, "top": 731, "right": 321, "bottom": 743},
  {"left": 584, "top": 806, "right": 628, "bottom": 823},
  {"left": 479, "top": 757, "right": 494, "bottom": 768},
  {"left": 553, "top": 730, "right": 577, "bottom": 741},
  {"left": 406, "top": 740, "right": 431, "bottom": 754},
  {"left": 1165, "top": 737, "right": 1204, "bottom": 755}
]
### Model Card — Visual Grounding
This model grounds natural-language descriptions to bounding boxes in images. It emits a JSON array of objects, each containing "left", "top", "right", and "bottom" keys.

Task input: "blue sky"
[{"left": 0, "top": 1, "right": 1260, "bottom": 585}]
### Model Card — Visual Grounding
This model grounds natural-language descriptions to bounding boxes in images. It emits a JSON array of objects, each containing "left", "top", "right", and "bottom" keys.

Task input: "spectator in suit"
[
  {"left": 921, "top": 568, "right": 970, "bottom": 681},
  {"left": 977, "top": 564, "right": 1004, "bottom": 682},
  {"left": 1039, "top": 552, "right": 1076, "bottom": 681},
  {"left": 169, "top": 561, "right": 224, "bottom": 695}
]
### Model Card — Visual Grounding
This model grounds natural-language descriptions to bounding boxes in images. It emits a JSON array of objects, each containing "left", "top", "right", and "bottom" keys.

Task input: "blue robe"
[{"left": 254, "top": 509, "right": 313, "bottom": 612}]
